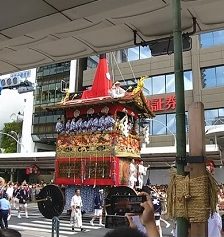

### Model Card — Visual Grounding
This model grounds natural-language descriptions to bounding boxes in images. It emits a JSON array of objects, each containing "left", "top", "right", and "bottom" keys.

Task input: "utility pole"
[{"left": 172, "top": 0, "right": 188, "bottom": 236}]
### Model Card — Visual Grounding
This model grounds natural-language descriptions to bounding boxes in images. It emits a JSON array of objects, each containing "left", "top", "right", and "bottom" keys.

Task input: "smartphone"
[
  {"left": 111, "top": 195, "right": 146, "bottom": 215},
  {"left": 105, "top": 215, "right": 129, "bottom": 229}
]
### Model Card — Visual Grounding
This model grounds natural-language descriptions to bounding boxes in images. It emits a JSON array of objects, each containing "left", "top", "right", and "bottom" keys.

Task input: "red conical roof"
[{"left": 81, "top": 54, "right": 112, "bottom": 99}]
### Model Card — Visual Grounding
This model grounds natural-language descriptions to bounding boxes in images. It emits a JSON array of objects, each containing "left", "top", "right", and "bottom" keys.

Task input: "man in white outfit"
[
  {"left": 70, "top": 189, "right": 84, "bottom": 232},
  {"left": 129, "top": 159, "right": 137, "bottom": 189},
  {"left": 137, "top": 161, "right": 149, "bottom": 190},
  {"left": 109, "top": 81, "right": 126, "bottom": 98}
]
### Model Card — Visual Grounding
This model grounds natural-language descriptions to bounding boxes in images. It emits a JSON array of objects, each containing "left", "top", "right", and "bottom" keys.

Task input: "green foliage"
[{"left": 1, "top": 122, "right": 22, "bottom": 153}]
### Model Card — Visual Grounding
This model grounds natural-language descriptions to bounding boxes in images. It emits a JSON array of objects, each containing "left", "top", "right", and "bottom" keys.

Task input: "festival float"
[{"left": 37, "top": 54, "right": 154, "bottom": 216}]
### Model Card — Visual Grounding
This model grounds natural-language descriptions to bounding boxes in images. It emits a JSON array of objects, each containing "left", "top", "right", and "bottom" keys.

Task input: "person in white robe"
[
  {"left": 129, "top": 159, "right": 137, "bottom": 189},
  {"left": 70, "top": 189, "right": 85, "bottom": 232}
]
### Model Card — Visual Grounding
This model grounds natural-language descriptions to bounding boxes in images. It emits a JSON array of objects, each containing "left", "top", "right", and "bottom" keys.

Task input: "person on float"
[
  {"left": 75, "top": 117, "right": 83, "bottom": 133},
  {"left": 98, "top": 114, "right": 106, "bottom": 132},
  {"left": 55, "top": 117, "right": 64, "bottom": 133},
  {"left": 129, "top": 159, "right": 137, "bottom": 189},
  {"left": 137, "top": 161, "right": 150, "bottom": 190},
  {"left": 92, "top": 116, "right": 99, "bottom": 132},
  {"left": 104, "top": 114, "right": 115, "bottom": 131},
  {"left": 65, "top": 119, "right": 71, "bottom": 133},
  {"left": 87, "top": 116, "right": 94, "bottom": 132},
  {"left": 109, "top": 81, "right": 126, "bottom": 98},
  {"left": 69, "top": 117, "right": 77, "bottom": 133}
]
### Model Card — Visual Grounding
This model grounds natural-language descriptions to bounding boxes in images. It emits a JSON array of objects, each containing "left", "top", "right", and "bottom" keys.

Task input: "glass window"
[
  {"left": 201, "top": 67, "right": 216, "bottom": 88},
  {"left": 213, "top": 30, "right": 224, "bottom": 46},
  {"left": 127, "top": 47, "right": 139, "bottom": 61},
  {"left": 166, "top": 74, "right": 175, "bottom": 93},
  {"left": 201, "top": 65, "right": 224, "bottom": 88},
  {"left": 140, "top": 46, "right": 151, "bottom": 59},
  {"left": 167, "top": 114, "right": 176, "bottom": 134},
  {"left": 49, "top": 83, "right": 56, "bottom": 103},
  {"left": 35, "top": 86, "right": 42, "bottom": 105},
  {"left": 200, "top": 29, "right": 224, "bottom": 48},
  {"left": 184, "top": 71, "right": 193, "bottom": 90},
  {"left": 39, "top": 115, "right": 46, "bottom": 124},
  {"left": 216, "top": 66, "right": 224, "bottom": 87},
  {"left": 143, "top": 77, "right": 152, "bottom": 96},
  {"left": 200, "top": 32, "right": 214, "bottom": 48},
  {"left": 41, "top": 85, "right": 49, "bottom": 103},
  {"left": 33, "top": 115, "right": 39, "bottom": 125},
  {"left": 152, "top": 75, "right": 165, "bottom": 94},
  {"left": 152, "top": 114, "right": 166, "bottom": 135},
  {"left": 205, "top": 109, "right": 219, "bottom": 125}
]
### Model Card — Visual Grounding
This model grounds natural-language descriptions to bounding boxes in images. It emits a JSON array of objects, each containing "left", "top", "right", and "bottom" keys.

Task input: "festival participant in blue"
[
  {"left": 81, "top": 119, "right": 88, "bottom": 133},
  {"left": 65, "top": 120, "right": 71, "bottom": 133},
  {"left": 70, "top": 118, "right": 77, "bottom": 132},
  {"left": 87, "top": 117, "right": 94, "bottom": 132},
  {"left": 75, "top": 118, "right": 83, "bottom": 133},
  {"left": 90, "top": 189, "right": 104, "bottom": 226},
  {"left": 104, "top": 115, "right": 115, "bottom": 131},
  {"left": 55, "top": 118, "right": 64, "bottom": 133},
  {"left": 92, "top": 117, "right": 99, "bottom": 132},
  {"left": 98, "top": 115, "right": 106, "bottom": 131},
  {"left": 0, "top": 193, "right": 11, "bottom": 229}
]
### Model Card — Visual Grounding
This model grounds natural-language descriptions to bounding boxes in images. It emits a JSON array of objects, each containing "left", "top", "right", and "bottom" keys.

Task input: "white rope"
[
  {"left": 111, "top": 52, "right": 126, "bottom": 84},
  {"left": 123, "top": 48, "right": 136, "bottom": 81},
  {"left": 109, "top": 52, "right": 115, "bottom": 84}
]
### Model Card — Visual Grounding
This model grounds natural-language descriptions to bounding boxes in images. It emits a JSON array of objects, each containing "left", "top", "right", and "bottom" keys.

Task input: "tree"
[{"left": 1, "top": 122, "right": 22, "bottom": 153}]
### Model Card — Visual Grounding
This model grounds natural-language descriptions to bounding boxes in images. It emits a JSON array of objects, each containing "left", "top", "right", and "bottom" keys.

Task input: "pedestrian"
[
  {"left": 16, "top": 185, "right": 29, "bottom": 218},
  {"left": 208, "top": 212, "right": 222, "bottom": 237},
  {"left": 90, "top": 189, "right": 104, "bottom": 226},
  {"left": 70, "top": 189, "right": 85, "bottom": 232},
  {"left": 0, "top": 193, "right": 11, "bottom": 229}
]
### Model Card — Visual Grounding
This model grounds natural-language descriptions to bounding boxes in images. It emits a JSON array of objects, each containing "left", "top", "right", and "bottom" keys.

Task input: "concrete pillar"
[
  {"left": 188, "top": 102, "right": 208, "bottom": 237},
  {"left": 191, "top": 35, "right": 202, "bottom": 102}
]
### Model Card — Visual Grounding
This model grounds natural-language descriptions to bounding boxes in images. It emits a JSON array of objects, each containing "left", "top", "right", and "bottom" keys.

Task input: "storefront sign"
[{"left": 146, "top": 95, "right": 176, "bottom": 112}]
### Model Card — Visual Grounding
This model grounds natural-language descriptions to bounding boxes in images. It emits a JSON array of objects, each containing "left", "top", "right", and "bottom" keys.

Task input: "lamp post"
[
  {"left": 0, "top": 131, "right": 24, "bottom": 182},
  {"left": 0, "top": 131, "right": 24, "bottom": 152},
  {"left": 10, "top": 131, "right": 20, "bottom": 152}
]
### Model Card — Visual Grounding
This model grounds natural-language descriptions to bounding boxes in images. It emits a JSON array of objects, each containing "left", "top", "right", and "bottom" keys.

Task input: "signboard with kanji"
[{"left": 146, "top": 95, "right": 176, "bottom": 112}]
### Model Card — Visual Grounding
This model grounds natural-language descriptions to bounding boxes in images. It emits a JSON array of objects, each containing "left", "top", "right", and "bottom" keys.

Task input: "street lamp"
[
  {"left": 0, "top": 131, "right": 24, "bottom": 152},
  {"left": 10, "top": 131, "right": 20, "bottom": 152}
]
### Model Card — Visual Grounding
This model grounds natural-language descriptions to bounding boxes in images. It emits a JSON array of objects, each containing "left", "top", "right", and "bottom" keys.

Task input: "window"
[
  {"left": 201, "top": 65, "right": 224, "bottom": 88},
  {"left": 205, "top": 108, "right": 224, "bottom": 125},
  {"left": 119, "top": 46, "right": 152, "bottom": 62},
  {"left": 152, "top": 75, "right": 165, "bottom": 94},
  {"left": 143, "top": 71, "right": 193, "bottom": 95},
  {"left": 152, "top": 114, "right": 166, "bottom": 135},
  {"left": 200, "top": 29, "right": 224, "bottom": 48}
]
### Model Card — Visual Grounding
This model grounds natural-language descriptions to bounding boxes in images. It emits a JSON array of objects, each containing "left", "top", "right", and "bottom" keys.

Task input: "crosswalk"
[{"left": 9, "top": 219, "right": 103, "bottom": 237}]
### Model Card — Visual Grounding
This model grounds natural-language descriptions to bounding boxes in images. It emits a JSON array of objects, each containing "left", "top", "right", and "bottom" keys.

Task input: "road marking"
[
  {"left": 32, "top": 220, "right": 102, "bottom": 229},
  {"left": 8, "top": 224, "right": 77, "bottom": 235}
]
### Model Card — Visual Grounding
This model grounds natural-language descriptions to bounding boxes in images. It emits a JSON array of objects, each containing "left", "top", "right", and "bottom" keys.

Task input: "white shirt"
[
  {"left": 71, "top": 195, "right": 83, "bottom": 208},
  {"left": 109, "top": 86, "right": 126, "bottom": 98},
  {"left": 138, "top": 164, "right": 147, "bottom": 176},
  {"left": 6, "top": 186, "right": 14, "bottom": 198},
  {"left": 208, "top": 213, "right": 222, "bottom": 237}
]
